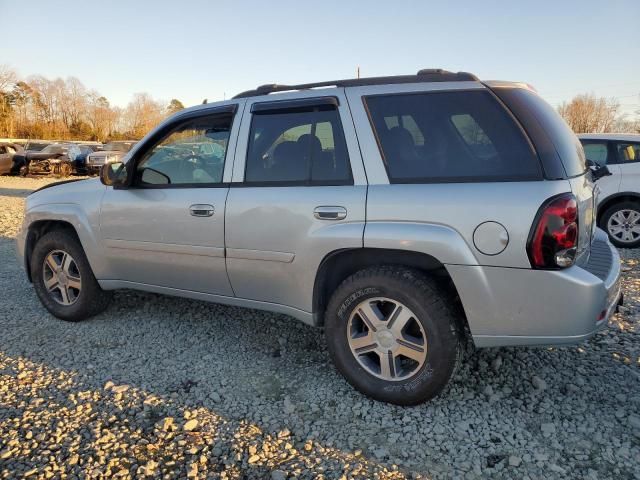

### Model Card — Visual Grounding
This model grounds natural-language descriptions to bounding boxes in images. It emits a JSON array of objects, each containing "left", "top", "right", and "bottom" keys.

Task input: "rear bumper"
[{"left": 447, "top": 228, "right": 621, "bottom": 347}]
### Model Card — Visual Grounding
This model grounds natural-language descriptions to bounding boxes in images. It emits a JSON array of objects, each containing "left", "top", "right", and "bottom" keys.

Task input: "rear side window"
[
  {"left": 365, "top": 90, "right": 541, "bottom": 183},
  {"left": 616, "top": 142, "right": 640, "bottom": 163},
  {"left": 245, "top": 106, "right": 352, "bottom": 185}
]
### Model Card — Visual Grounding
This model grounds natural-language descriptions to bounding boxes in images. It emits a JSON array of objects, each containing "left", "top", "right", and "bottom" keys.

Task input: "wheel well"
[
  {"left": 24, "top": 220, "right": 80, "bottom": 282},
  {"left": 312, "top": 248, "right": 470, "bottom": 335},
  {"left": 597, "top": 193, "right": 640, "bottom": 225}
]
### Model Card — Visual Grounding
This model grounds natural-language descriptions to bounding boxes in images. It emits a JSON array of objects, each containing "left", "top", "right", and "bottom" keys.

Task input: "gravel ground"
[{"left": 0, "top": 175, "right": 638, "bottom": 479}]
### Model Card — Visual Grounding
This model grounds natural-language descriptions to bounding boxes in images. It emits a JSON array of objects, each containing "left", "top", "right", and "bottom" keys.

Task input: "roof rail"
[{"left": 232, "top": 69, "right": 478, "bottom": 99}]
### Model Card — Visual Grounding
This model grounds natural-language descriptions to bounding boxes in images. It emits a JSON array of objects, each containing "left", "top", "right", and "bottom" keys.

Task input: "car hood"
[{"left": 27, "top": 177, "right": 104, "bottom": 209}]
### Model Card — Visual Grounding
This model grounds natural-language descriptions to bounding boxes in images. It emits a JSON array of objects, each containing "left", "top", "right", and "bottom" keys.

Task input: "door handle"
[
  {"left": 189, "top": 204, "right": 215, "bottom": 217},
  {"left": 314, "top": 206, "right": 347, "bottom": 220}
]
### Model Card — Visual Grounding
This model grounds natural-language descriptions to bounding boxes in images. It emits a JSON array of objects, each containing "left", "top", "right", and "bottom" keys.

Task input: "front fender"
[{"left": 22, "top": 202, "right": 109, "bottom": 280}]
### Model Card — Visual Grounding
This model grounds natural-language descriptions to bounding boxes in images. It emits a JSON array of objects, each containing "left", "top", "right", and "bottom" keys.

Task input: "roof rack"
[{"left": 232, "top": 69, "right": 478, "bottom": 99}]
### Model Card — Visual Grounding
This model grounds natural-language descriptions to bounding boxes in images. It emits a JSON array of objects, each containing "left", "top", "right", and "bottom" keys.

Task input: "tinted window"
[
  {"left": 136, "top": 115, "right": 231, "bottom": 186},
  {"left": 365, "top": 90, "right": 540, "bottom": 182},
  {"left": 616, "top": 142, "right": 640, "bottom": 163},
  {"left": 582, "top": 142, "right": 609, "bottom": 166},
  {"left": 245, "top": 106, "right": 351, "bottom": 184},
  {"left": 492, "top": 87, "right": 586, "bottom": 178}
]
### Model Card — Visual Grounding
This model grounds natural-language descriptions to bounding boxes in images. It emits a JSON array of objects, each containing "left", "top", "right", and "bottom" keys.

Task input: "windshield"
[
  {"left": 41, "top": 145, "right": 66, "bottom": 154},
  {"left": 103, "top": 142, "right": 134, "bottom": 152},
  {"left": 26, "top": 142, "right": 49, "bottom": 151}
]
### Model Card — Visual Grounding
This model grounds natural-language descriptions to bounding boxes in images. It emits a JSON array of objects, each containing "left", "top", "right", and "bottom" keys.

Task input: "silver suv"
[{"left": 16, "top": 70, "right": 622, "bottom": 405}]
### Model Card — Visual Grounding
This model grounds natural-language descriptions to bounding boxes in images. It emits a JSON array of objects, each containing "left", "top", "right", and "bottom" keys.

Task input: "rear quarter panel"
[{"left": 365, "top": 181, "right": 572, "bottom": 268}]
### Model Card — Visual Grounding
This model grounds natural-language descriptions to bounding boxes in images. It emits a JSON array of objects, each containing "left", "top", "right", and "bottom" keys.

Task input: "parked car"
[
  {"left": 23, "top": 143, "right": 82, "bottom": 177},
  {"left": 17, "top": 69, "right": 622, "bottom": 405},
  {"left": 0, "top": 142, "right": 25, "bottom": 175},
  {"left": 69, "top": 144, "right": 97, "bottom": 174},
  {"left": 578, "top": 134, "right": 640, "bottom": 248},
  {"left": 85, "top": 141, "right": 136, "bottom": 175}
]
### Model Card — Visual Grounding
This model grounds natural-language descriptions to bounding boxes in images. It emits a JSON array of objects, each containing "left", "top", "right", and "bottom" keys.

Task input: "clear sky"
[{"left": 1, "top": 0, "right": 639, "bottom": 115}]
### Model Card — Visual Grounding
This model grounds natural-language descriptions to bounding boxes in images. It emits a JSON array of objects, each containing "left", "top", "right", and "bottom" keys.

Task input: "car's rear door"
[
  {"left": 99, "top": 104, "right": 242, "bottom": 295},
  {"left": 224, "top": 90, "right": 367, "bottom": 315},
  {"left": 615, "top": 140, "right": 640, "bottom": 193}
]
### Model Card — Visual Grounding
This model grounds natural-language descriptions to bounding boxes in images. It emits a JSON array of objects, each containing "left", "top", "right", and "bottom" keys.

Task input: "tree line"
[
  {"left": 0, "top": 65, "right": 184, "bottom": 142},
  {"left": 558, "top": 94, "right": 639, "bottom": 134}
]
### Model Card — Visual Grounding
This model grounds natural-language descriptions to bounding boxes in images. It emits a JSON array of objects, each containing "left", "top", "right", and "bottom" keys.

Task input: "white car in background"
[{"left": 579, "top": 134, "right": 640, "bottom": 248}]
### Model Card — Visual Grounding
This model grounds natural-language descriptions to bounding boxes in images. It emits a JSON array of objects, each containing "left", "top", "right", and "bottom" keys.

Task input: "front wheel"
[
  {"left": 325, "top": 266, "right": 461, "bottom": 405},
  {"left": 600, "top": 201, "right": 640, "bottom": 248},
  {"left": 57, "top": 162, "right": 72, "bottom": 177},
  {"left": 31, "top": 230, "right": 112, "bottom": 321}
]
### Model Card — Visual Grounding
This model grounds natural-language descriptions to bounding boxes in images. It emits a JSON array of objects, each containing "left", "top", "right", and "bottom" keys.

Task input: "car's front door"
[
  {"left": 99, "top": 105, "right": 241, "bottom": 296},
  {"left": 582, "top": 140, "right": 621, "bottom": 206},
  {"left": 0, "top": 146, "right": 11, "bottom": 174},
  {"left": 224, "top": 92, "right": 367, "bottom": 314}
]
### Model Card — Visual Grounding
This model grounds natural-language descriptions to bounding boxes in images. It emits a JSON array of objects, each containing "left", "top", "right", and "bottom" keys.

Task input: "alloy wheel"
[
  {"left": 347, "top": 297, "right": 427, "bottom": 381},
  {"left": 607, "top": 209, "right": 640, "bottom": 244},
  {"left": 42, "top": 250, "right": 82, "bottom": 305}
]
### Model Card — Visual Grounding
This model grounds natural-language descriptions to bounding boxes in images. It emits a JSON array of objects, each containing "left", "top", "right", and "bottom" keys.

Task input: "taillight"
[{"left": 527, "top": 193, "right": 578, "bottom": 269}]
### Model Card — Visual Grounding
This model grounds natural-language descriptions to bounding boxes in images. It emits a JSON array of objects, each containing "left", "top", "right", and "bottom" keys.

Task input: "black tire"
[
  {"left": 31, "top": 230, "right": 112, "bottom": 321},
  {"left": 599, "top": 201, "right": 640, "bottom": 248},
  {"left": 59, "top": 162, "right": 72, "bottom": 177},
  {"left": 325, "top": 266, "right": 461, "bottom": 405}
]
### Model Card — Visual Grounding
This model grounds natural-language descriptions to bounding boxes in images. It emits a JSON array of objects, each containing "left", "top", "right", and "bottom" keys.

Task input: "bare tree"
[
  {"left": 558, "top": 94, "right": 620, "bottom": 133},
  {"left": 0, "top": 64, "right": 17, "bottom": 92},
  {"left": 87, "top": 93, "right": 119, "bottom": 141},
  {"left": 0, "top": 65, "right": 18, "bottom": 136},
  {"left": 123, "top": 93, "right": 164, "bottom": 138},
  {"left": 0, "top": 68, "right": 186, "bottom": 140}
]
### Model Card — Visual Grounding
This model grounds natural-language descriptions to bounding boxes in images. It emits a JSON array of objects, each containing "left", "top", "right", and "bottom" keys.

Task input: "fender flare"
[{"left": 23, "top": 203, "right": 107, "bottom": 280}]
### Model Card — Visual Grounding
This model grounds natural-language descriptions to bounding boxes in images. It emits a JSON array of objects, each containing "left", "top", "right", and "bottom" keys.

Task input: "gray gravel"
[{"left": 0, "top": 176, "right": 639, "bottom": 479}]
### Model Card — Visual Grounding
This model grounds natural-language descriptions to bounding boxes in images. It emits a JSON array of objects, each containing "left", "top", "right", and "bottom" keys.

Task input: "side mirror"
[
  {"left": 100, "top": 162, "right": 127, "bottom": 187},
  {"left": 586, "top": 159, "right": 611, "bottom": 182}
]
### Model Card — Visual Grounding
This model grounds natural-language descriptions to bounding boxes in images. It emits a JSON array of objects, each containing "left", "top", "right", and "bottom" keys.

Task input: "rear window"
[{"left": 365, "top": 90, "right": 541, "bottom": 183}]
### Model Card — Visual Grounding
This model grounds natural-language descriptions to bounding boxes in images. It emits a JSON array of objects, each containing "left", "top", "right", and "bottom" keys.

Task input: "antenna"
[{"left": 357, "top": 66, "right": 360, "bottom": 79}]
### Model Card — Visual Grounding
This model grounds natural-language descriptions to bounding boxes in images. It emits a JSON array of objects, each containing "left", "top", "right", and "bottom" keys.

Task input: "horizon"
[{"left": 1, "top": 0, "right": 638, "bottom": 118}]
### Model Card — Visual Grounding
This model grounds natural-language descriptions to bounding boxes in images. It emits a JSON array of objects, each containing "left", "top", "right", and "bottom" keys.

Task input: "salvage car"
[
  {"left": 0, "top": 142, "right": 25, "bottom": 175},
  {"left": 23, "top": 143, "right": 90, "bottom": 177},
  {"left": 17, "top": 69, "right": 622, "bottom": 405}
]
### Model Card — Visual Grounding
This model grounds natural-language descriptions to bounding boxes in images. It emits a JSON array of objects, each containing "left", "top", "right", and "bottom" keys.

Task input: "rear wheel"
[
  {"left": 600, "top": 201, "right": 640, "bottom": 248},
  {"left": 325, "top": 266, "right": 461, "bottom": 405},
  {"left": 31, "top": 230, "right": 112, "bottom": 321}
]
